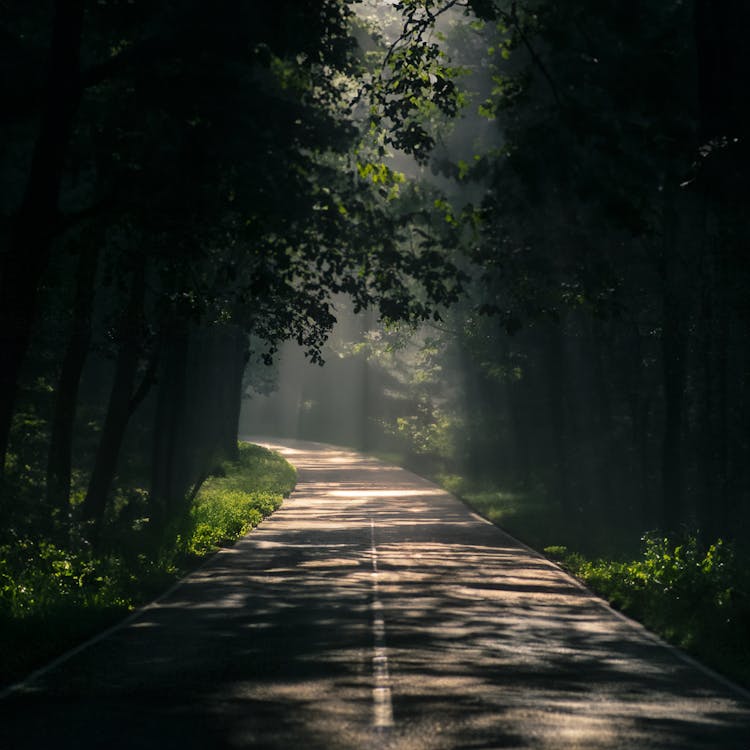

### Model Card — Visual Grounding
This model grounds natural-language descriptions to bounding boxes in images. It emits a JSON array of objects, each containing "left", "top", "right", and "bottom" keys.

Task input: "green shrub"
[
  {"left": 0, "top": 539, "right": 144, "bottom": 615},
  {"left": 178, "top": 443, "right": 294, "bottom": 556},
  {"left": 183, "top": 488, "right": 280, "bottom": 556}
]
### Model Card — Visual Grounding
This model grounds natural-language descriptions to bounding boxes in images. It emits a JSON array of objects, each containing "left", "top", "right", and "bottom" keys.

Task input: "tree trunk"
[
  {"left": 81, "top": 262, "right": 146, "bottom": 540},
  {"left": 46, "top": 242, "right": 99, "bottom": 512},
  {"left": 149, "top": 325, "right": 190, "bottom": 536},
  {"left": 660, "top": 328, "right": 686, "bottom": 535},
  {"left": 219, "top": 327, "right": 248, "bottom": 461},
  {"left": 544, "top": 322, "right": 571, "bottom": 513},
  {"left": 715, "top": 240, "right": 730, "bottom": 536},
  {"left": 507, "top": 370, "right": 532, "bottom": 488},
  {"left": 591, "top": 320, "right": 614, "bottom": 514},
  {"left": 697, "top": 231, "right": 718, "bottom": 541},
  {"left": 693, "top": 0, "right": 749, "bottom": 539},
  {"left": 659, "top": 192, "right": 688, "bottom": 534},
  {"left": 626, "top": 327, "right": 653, "bottom": 529},
  {"left": 0, "top": 0, "right": 85, "bottom": 471}
]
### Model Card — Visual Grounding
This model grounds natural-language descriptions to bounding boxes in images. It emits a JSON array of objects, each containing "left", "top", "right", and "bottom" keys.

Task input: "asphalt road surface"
[{"left": 2, "top": 438, "right": 749, "bottom": 749}]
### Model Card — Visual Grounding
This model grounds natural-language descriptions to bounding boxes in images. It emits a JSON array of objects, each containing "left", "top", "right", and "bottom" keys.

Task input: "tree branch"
[
  {"left": 382, "top": 0, "right": 468, "bottom": 71},
  {"left": 502, "top": 5, "right": 562, "bottom": 108}
]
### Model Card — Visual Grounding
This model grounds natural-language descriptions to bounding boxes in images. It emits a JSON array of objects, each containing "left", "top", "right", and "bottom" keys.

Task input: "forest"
[{"left": 2, "top": 1, "right": 750, "bottom": 685}]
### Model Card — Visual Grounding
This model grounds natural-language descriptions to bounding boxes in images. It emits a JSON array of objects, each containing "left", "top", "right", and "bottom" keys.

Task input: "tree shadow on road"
[{"left": 2, "top": 443, "right": 749, "bottom": 749}]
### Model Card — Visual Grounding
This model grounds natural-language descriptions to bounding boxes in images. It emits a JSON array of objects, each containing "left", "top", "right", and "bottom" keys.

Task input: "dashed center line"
[{"left": 370, "top": 517, "right": 394, "bottom": 730}]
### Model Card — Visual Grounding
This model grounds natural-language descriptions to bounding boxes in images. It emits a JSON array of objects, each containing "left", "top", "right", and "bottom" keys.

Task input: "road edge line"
[{"left": 463, "top": 508, "right": 750, "bottom": 705}]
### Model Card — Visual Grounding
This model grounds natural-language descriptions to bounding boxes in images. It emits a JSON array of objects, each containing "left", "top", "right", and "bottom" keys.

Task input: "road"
[{"left": 2, "top": 438, "right": 749, "bottom": 749}]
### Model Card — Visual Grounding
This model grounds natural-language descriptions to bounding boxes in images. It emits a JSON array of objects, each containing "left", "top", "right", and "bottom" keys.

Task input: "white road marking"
[{"left": 370, "top": 517, "right": 394, "bottom": 729}]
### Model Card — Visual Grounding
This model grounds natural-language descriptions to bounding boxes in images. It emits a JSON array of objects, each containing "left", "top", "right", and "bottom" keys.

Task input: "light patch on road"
[
  {"left": 297, "top": 558, "right": 361, "bottom": 569},
  {"left": 330, "top": 488, "right": 444, "bottom": 498},
  {"left": 370, "top": 517, "right": 394, "bottom": 730}
]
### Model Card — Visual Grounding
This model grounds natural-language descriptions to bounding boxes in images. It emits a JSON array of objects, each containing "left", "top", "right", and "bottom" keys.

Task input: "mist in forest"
[{"left": 241, "top": 310, "right": 378, "bottom": 448}]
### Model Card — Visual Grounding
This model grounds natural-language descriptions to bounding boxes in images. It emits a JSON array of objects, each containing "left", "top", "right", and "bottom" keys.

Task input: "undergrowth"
[{"left": 0, "top": 442, "right": 295, "bottom": 686}]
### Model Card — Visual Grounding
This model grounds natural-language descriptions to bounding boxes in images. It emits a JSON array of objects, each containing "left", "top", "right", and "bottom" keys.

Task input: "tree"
[
  {"left": 2, "top": 0, "right": 465, "bottom": 545},
  {"left": 0, "top": 1, "right": 85, "bottom": 471}
]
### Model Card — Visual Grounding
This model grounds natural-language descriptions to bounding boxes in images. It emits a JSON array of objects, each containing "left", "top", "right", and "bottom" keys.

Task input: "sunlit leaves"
[{"left": 362, "top": 1, "right": 470, "bottom": 162}]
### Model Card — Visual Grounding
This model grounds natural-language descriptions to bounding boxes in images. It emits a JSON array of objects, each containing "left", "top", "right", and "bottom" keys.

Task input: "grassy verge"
[
  {"left": 437, "top": 474, "right": 557, "bottom": 549},
  {"left": 0, "top": 442, "right": 295, "bottom": 687},
  {"left": 434, "top": 473, "right": 628, "bottom": 555},
  {"left": 181, "top": 443, "right": 296, "bottom": 556}
]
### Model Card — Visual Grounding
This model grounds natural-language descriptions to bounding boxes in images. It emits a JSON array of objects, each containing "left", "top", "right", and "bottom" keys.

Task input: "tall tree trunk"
[
  {"left": 697, "top": 229, "right": 718, "bottom": 541},
  {"left": 359, "top": 347, "right": 370, "bottom": 453},
  {"left": 505, "top": 332, "right": 533, "bottom": 489},
  {"left": 507, "top": 377, "right": 532, "bottom": 488},
  {"left": 186, "top": 327, "right": 238, "bottom": 477},
  {"left": 544, "top": 322, "right": 571, "bottom": 513},
  {"left": 715, "top": 239, "right": 730, "bottom": 536},
  {"left": 637, "top": 396, "right": 653, "bottom": 530},
  {"left": 81, "top": 261, "right": 146, "bottom": 540},
  {"left": 0, "top": 1, "right": 85, "bottom": 471},
  {"left": 590, "top": 320, "right": 614, "bottom": 516},
  {"left": 46, "top": 242, "right": 99, "bottom": 512},
  {"left": 149, "top": 325, "right": 189, "bottom": 537},
  {"left": 625, "top": 325, "right": 652, "bottom": 528},
  {"left": 660, "top": 325, "right": 686, "bottom": 535},
  {"left": 694, "top": 0, "right": 750, "bottom": 539},
  {"left": 220, "top": 327, "right": 248, "bottom": 461},
  {"left": 659, "top": 192, "right": 688, "bottom": 534}
]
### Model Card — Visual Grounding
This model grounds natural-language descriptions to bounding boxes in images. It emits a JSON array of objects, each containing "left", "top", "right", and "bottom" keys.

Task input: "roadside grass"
[
  {"left": 181, "top": 443, "right": 296, "bottom": 556},
  {"left": 438, "top": 473, "right": 558, "bottom": 550},
  {"left": 0, "top": 442, "right": 295, "bottom": 687}
]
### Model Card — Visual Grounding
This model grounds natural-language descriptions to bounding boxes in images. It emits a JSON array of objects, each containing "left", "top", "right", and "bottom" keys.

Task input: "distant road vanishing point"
[{"left": 2, "top": 438, "right": 749, "bottom": 749}]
